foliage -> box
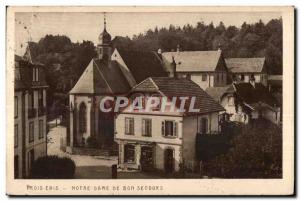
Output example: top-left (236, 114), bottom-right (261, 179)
top-left (29, 155), bottom-right (76, 179)
top-left (112, 19), bottom-right (282, 75)
top-left (203, 119), bottom-right (282, 178)
top-left (86, 136), bottom-right (101, 148)
top-left (31, 18), bottom-right (282, 118)
top-left (196, 121), bottom-right (242, 161)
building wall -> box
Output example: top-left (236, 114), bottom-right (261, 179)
top-left (154, 143), bottom-right (181, 171)
top-left (24, 89), bottom-right (47, 177)
top-left (182, 112), bottom-right (220, 171)
top-left (177, 72), bottom-right (227, 90)
top-left (15, 88), bottom-right (47, 178)
top-left (14, 91), bottom-right (23, 178)
top-left (115, 113), bottom-right (183, 145)
top-left (68, 94), bottom-right (115, 149)
top-left (233, 73), bottom-right (268, 86)
top-left (115, 113), bottom-right (183, 172)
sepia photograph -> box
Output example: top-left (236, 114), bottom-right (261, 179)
top-left (6, 6), bottom-right (294, 195)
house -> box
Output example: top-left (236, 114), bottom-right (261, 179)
top-left (268, 75), bottom-right (282, 93)
top-left (115, 76), bottom-right (225, 173)
top-left (14, 54), bottom-right (48, 178)
top-left (67, 17), bottom-right (168, 154)
top-left (225, 57), bottom-right (268, 86)
top-left (206, 80), bottom-right (280, 124)
top-left (161, 48), bottom-right (228, 90)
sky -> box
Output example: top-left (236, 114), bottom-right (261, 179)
top-left (15, 12), bottom-right (281, 55)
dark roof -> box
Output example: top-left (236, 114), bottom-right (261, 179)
top-left (225, 58), bottom-right (265, 73)
top-left (233, 82), bottom-right (278, 107)
top-left (205, 85), bottom-right (234, 102)
top-left (162, 51), bottom-right (222, 72)
top-left (15, 54), bottom-right (48, 90)
top-left (117, 50), bottom-right (168, 83)
top-left (132, 77), bottom-right (225, 114)
top-left (23, 42), bottom-right (45, 65)
top-left (70, 58), bottom-right (131, 94)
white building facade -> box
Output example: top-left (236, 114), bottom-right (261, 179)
top-left (115, 77), bottom-right (224, 173)
top-left (14, 55), bottom-right (48, 178)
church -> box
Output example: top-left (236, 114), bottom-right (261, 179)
top-left (66, 15), bottom-right (168, 154)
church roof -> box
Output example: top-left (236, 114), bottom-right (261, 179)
top-left (69, 59), bottom-right (131, 95)
top-left (162, 51), bottom-right (223, 72)
top-left (117, 50), bottom-right (168, 83)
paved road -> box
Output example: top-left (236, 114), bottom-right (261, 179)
top-left (47, 121), bottom-right (117, 178)
top-left (47, 120), bottom-right (162, 179)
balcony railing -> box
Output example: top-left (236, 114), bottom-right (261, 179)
top-left (28, 108), bottom-right (37, 119)
top-left (38, 106), bottom-right (47, 116)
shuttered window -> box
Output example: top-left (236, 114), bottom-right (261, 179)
top-left (162, 120), bottom-right (178, 137)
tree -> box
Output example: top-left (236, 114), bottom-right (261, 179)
top-left (203, 119), bottom-right (282, 178)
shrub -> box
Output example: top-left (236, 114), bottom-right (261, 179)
top-left (86, 136), bottom-right (101, 148)
top-left (29, 155), bottom-right (76, 179)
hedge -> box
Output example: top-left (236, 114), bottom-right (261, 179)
top-left (29, 155), bottom-right (76, 179)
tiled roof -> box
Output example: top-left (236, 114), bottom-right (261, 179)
top-left (69, 58), bottom-right (131, 94)
top-left (132, 77), bottom-right (225, 114)
top-left (233, 82), bottom-right (278, 107)
top-left (205, 85), bottom-right (234, 102)
top-left (117, 50), bottom-right (168, 83)
top-left (162, 51), bottom-right (222, 72)
top-left (225, 57), bottom-right (266, 73)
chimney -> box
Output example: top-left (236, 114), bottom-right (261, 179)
top-left (177, 44), bottom-right (180, 53)
top-left (170, 56), bottom-right (177, 78)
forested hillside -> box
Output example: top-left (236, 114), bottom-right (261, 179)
top-left (28, 18), bottom-right (282, 115)
top-left (113, 18), bottom-right (282, 75)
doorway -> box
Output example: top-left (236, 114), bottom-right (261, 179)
top-left (140, 146), bottom-right (153, 171)
top-left (164, 148), bottom-right (174, 173)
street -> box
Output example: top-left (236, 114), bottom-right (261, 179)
top-left (47, 120), bottom-right (162, 179)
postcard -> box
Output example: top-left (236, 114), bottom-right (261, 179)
top-left (6, 6), bottom-right (294, 196)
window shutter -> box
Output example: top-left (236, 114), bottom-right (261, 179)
top-left (142, 119), bottom-right (145, 135)
top-left (174, 122), bottom-right (178, 137)
top-left (161, 121), bottom-right (165, 136)
top-left (125, 118), bottom-right (129, 134)
top-left (149, 120), bottom-right (152, 136)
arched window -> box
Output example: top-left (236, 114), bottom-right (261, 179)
top-left (79, 103), bottom-right (87, 133)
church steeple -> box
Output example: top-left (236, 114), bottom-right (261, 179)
top-left (97, 12), bottom-right (112, 60)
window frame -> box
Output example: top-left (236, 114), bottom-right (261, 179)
top-left (162, 120), bottom-right (178, 138)
top-left (125, 117), bottom-right (134, 135)
top-left (124, 144), bottom-right (135, 163)
top-left (142, 118), bottom-right (152, 137)
top-left (39, 120), bottom-right (44, 139)
top-left (29, 122), bottom-right (34, 143)
top-left (14, 96), bottom-right (18, 118)
top-left (14, 124), bottom-right (18, 148)
top-left (202, 73), bottom-right (207, 81)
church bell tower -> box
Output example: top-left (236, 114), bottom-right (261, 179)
top-left (97, 13), bottom-right (112, 60)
